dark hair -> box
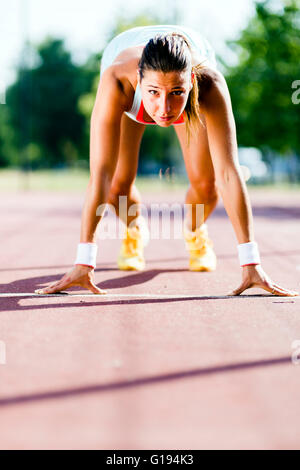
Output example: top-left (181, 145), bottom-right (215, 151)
top-left (138, 31), bottom-right (209, 143)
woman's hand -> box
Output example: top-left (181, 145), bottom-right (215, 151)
top-left (227, 265), bottom-right (299, 297)
top-left (35, 265), bottom-right (107, 295)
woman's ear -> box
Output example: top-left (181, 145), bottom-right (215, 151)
top-left (190, 72), bottom-right (195, 91)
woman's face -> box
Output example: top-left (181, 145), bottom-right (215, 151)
top-left (138, 69), bottom-right (193, 127)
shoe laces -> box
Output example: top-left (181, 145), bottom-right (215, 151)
top-left (185, 227), bottom-right (213, 256)
top-left (122, 227), bottom-right (142, 257)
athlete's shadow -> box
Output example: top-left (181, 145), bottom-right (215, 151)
top-left (0, 267), bottom-right (188, 296)
top-left (0, 266), bottom-right (283, 314)
top-left (97, 268), bottom-right (190, 289)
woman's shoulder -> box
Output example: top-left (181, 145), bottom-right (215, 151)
top-left (104, 44), bottom-right (143, 84)
top-left (197, 66), bottom-right (230, 115)
top-left (101, 46), bottom-right (143, 106)
top-left (98, 66), bottom-right (135, 114)
top-left (197, 66), bottom-right (226, 104)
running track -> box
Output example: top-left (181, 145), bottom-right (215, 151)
top-left (0, 187), bottom-right (300, 450)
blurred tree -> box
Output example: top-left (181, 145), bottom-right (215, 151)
top-left (0, 97), bottom-right (18, 168)
top-left (3, 1), bottom-right (299, 182)
top-left (0, 114), bottom-right (6, 167)
top-left (224, 0), bottom-right (300, 176)
top-left (0, 132), bottom-right (6, 168)
top-left (6, 37), bottom-right (95, 170)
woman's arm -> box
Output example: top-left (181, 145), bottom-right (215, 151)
top-left (202, 70), bottom-right (253, 244)
top-left (202, 71), bottom-right (299, 297)
top-left (80, 66), bottom-right (129, 243)
top-left (35, 67), bottom-right (130, 295)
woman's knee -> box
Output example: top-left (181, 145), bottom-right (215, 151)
top-left (190, 178), bottom-right (219, 201)
top-left (109, 175), bottom-right (135, 195)
top-left (108, 178), bottom-right (137, 205)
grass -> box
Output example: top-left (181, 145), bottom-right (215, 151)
top-left (0, 168), bottom-right (300, 193)
top-left (0, 168), bottom-right (189, 193)
top-left (0, 168), bottom-right (90, 192)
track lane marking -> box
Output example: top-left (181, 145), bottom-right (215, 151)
top-left (0, 293), bottom-right (298, 299)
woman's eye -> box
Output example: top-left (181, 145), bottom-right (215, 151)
top-left (149, 90), bottom-right (183, 96)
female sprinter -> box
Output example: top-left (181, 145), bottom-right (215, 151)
top-left (35, 24), bottom-right (299, 297)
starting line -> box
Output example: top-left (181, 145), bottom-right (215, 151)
top-left (0, 293), bottom-right (297, 300)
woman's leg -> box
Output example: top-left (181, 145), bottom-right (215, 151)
top-left (174, 114), bottom-right (219, 231)
top-left (174, 113), bottom-right (219, 271)
top-left (107, 113), bottom-right (148, 271)
top-left (107, 113), bottom-right (146, 226)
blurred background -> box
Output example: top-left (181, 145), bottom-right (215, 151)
top-left (0, 0), bottom-right (299, 192)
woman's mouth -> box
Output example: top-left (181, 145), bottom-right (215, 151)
top-left (159, 116), bottom-right (173, 122)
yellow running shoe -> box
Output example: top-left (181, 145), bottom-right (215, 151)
top-left (183, 223), bottom-right (217, 272)
top-left (117, 217), bottom-right (149, 271)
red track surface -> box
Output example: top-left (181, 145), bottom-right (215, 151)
top-left (0, 187), bottom-right (300, 450)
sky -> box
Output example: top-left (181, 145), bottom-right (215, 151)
top-left (0, 0), bottom-right (259, 87)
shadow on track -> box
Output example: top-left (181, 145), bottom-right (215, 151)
top-left (0, 355), bottom-right (293, 408)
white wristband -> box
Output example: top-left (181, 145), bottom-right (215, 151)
top-left (238, 241), bottom-right (261, 267)
top-left (74, 243), bottom-right (98, 269)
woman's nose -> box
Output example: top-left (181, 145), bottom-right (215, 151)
top-left (158, 98), bottom-right (171, 115)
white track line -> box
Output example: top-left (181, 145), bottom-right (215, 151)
top-left (0, 293), bottom-right (298, 300)
top-left (0, 293), bottom-right (230, 299)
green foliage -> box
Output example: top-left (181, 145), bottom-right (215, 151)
top-left (1, 2), bottom-right (299, 175)
top-left (3, 37), bottom-right (96, 170)
top-left (0, 109), bottom-right (8, 167)
top-left (225, 0), bottom-right (300, 158)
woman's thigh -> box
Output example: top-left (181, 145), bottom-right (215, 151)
top-left (174, 114), bottom-right (216, 188)
top-left (110, 113), bottom-right (146, 193)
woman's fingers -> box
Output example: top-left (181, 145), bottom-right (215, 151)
top-left (35, 283), bottom-right (107, 295)
top-left (38, 281), bottom-right (58, 291)
top-left (35, 273), bottom-right (107, 296)
top-left (88, 283), bottom-right (107, 295)
top-left (269, 284), bottom-right (299, 297)
top-left (83, 277), bottom-right (107, 295)
top-left (35, 275), bottom-right (72, 295)
top-left (255, 280), bottom-right (299, 296)
top-left (228, 282), bottom-right (250, 296)
top-left (227, 280), bottom-right (299, 297)
top-left (35, 281), bottom-right (67, 295)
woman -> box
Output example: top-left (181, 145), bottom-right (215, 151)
top-left (35, 24), bottom-right (298, 297)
